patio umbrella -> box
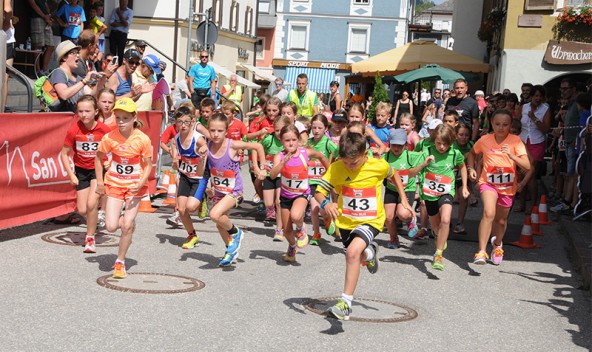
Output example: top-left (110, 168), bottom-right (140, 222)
top-left (394, 64), bottom-right (464, 84)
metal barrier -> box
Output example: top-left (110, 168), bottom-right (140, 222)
top-left (6, 64), bottom-right (34, 113)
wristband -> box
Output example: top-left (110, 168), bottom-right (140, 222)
top-left (320, 199), bottom-right (330, 209)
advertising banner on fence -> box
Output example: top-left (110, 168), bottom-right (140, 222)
top-left (0, 111), bottom-right (163, 230)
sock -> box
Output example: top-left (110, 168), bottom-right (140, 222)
top-left (115, 259), bottom-right (125, 265)
top-left (435, 249), bottom-right (443, 256)
top-left (227, 225), bottom-right (238, 235)
top-left (364, 247), bottom-right (374, 261)
top-left (187, 230), bottom-right (195, 236)
top-left (341, 293), bottom-right (353, 307)
top-left (86, 234), bottom-right (95, 238)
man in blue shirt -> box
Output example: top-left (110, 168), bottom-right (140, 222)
top-left (187, 50), bottom-right (217, 109)
top-left (109, 0), bottom-right (133, 65)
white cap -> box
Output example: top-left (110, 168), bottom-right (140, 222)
top-left (428, 119), bottom-right (443, 130)
top-left (295, 121), bottom-right (307, 134)
top-left (475, 90), bottom-right (485, 96)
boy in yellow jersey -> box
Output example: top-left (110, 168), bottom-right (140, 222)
top-left (315, 132), bottom-right (414, 320)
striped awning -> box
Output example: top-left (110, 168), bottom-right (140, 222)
top-left (285, 67), bottom-right (336, 95)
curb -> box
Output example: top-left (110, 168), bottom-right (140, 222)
top-left (558, 215), bottom-right (591, 291)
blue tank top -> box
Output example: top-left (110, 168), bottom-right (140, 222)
top-left (115, 71), bottom-right (132, 97)
top-left (369, 125), bottom-right (393, 147)
top-left (175, 131), bottom-right (203, 179)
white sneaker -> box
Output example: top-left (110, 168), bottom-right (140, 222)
top-left (97, 210), bottom-right (106, 229)
top-left (166, 211), bottom-right (183, 228)
top-left (252, 194), bottom-right (261, 204)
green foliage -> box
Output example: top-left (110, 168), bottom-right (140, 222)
top-left (415, 0), bottom-right (435, 15)
top-left (368, 74), bottom-right (390, 123)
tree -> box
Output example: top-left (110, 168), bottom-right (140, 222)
top-left (367, 73), bottom-right (391, 123)
top-left (415, 0), bottom-right (435, 15)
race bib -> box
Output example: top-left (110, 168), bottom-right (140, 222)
top-left (486, 166), bottom-right (515, 189)
top-left (281, 165), bottom-right (309, 194)
top-left (558, 136), bottom-right (566, 151)
top-left (75, 135), bottom-right (99, 159)
top-left (389, 169), bottom-right (409, 188)
top-left (342, 186), bottom-right (377, 220)
top-left (109, 154), bottom-right (140, 183)
top-left (308, 159), bottom-right (326, 181)
top-left (265, 154), bottom-right (274, 171)
top-left (422, 172), bottom-right (452, 197)
top-left (178, 156), bottom-right (201, 179)
top-left (211, 167), bottom-right (236, 194)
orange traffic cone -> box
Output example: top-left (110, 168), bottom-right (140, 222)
top-left (538, 195), bottom-right (551, 225)
top-left (163, 171), bottom-right (178, 205)
top-left (138, 193), bottom-right (157, 213)
top-left (509, 215), bottom-right (541, 249)
top-left (155, 170), bottom-right (170, 195)
top-left (531, 206), bottom-right (543, 236)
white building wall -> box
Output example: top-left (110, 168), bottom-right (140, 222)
top-left (451, 0), bottom-right (486, 61)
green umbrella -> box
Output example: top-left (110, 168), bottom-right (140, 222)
top-left (394, 64), bottom-right (465, 84)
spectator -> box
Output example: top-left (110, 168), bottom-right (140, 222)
top-left (27, 0), bottom-right (55, 75)
top-left (393, 91), bottom-right (413, 126)
top-left (187, 50), bottom-right (217, 108)
top-left (328, 80), bottom-right (342, 112)
top-left (427, 88), bottom-right (444, 113)
top-left (107, 48), bottom-right (142, 99)
top-left (272, 77), bottom-right (288, 102)
top-left (132, 54), bottom-right (160, 111)
top-left (352, 87), bottom-right (364, 105)
top-left (474, 90), bottom-right (486, 114)
top-left (221, 74), bottom-right (243, 109)
top-left (519, 83), bottom-right (533, 106)
top-left (420, 88), bottom-right (430, 109)
top-left (445, 79), bottom-right (480, 141)
top-left (171, 78), bottom-right (191, 107)
top-left (507, 93), bottom-right (519, 118)
top-left (288, 73), bottom-right (319, 117)
top-left (156, 61), bottom-right (166, 81)
top-left (55, 0), bottom-right (85, 44)
top-left (109, 0), bottom-right (133, 66)
top-left (72, 30), bottom-right (99, 79)
top-left (502, 88), bottom-right (511, 96)
top-left (50, 40), bottom-right (108, 112)
top-left (134, 39), bottom-right (147, 56)
top-left (88, 3), bottom-right (107, 56)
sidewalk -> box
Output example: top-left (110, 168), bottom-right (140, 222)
top-left (559, 214), bottom-right (592, 291)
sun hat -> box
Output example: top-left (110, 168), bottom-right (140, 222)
top-left (474, 90), bottom-right (485, 96)
top-left (55, 40), bottom-right (81, 62)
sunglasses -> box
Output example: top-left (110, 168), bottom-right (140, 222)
top-left (128, 60), bottom-right (140, 66)
top-left (200, 55), bottom-right (209, 58)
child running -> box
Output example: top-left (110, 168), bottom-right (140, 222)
top-left (95, 98), bottom-right (153, 279)
top-left (206, 113), bottom-right (267, 266)
top-left (468, 109), bottom-right (530, 265)
top-left (270, 124), bottom-right (329, 262)
top-left (398, 112), bottom-right (420, 151)
top-left (348, 104), bottom-right (387, 155)
top-left (369, 102), bottom-right (395, 157)
top-left (170, 105), bottom-right (208, 249)
top-left (415, 124), bottom-right (469, 271)
top-left (452, 123), bottom-right (475, 233)
top-left (382, 129), bottom-right (421, 248)
top-left (307, 114), bottom-right (338, 245)
top-left (327, 110), bottom-right (348, 145)
top-left (315, 132), bottom-right (413, 320)
top-left (97, 88), bottom-right (116, 129)
top-left (61, 95), bottom-right (111, 253)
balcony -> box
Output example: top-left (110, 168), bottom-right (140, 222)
top-left (258, 0), bottom-right (277, 28)
top-left (409, 13), bottom-right (433, 32)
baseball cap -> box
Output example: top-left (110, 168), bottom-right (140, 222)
top-left (332, 111), bottom-right (348, 123)
top-left (295, 121), bottom-right (307, 134)
top-left (143, 54), bottom-right (162, 74)
top-left (124, 49), bottom-right (142, 60)
top-left (55, 40), bottom-right (81, 62)
top-left (389, 129), bottom-right (408, 146)
top-left (135, 40), bottom-right (147, 47)
top-left (428, 118), bottom-right (443, 130)
top-left (113, 97), bottom-right (138, 114)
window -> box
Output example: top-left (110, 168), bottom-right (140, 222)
top-left (289, 25), bottom-right (308, 50)
top-left (244, 6), bottom-right (254, 35)
top-left (353, 0), bottom-right (370, 4)
top-left (212, 0), bottom-right (223, 27)
top-left (194, 0), bottom-right (203, 13)
top-left (259, 0), bottom-right (270, 14)
top-left (256, 37), bottom-right (265, 60)
top-left (349, 27), bottom-right (369, 53)
top-left (230, 1), bottom-right (239, 32)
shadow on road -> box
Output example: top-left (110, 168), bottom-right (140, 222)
top-left (381, 255), bottom-right (440, 280)
top-left (85, 254), bottom-right (138, 272)
top-left (249, 249), bottom-right (302, 266)
top-left (283, 297), bottom-right (345, 335)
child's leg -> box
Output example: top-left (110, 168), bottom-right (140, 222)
top-left (343, 237), bottom-right (368, 296)
top-left (254, 178), bottom-right (263, 199)
top-left (290, 197), bottom-right (308, 230)
top-left (282, 207), bottom-right (294, 245)
top-left (104, 196), bottom-right (124, 233)
top-left (76, 187), bottom-right (91, 217)
top-left (384, 202), bottom-right (398, 240)
top-left (177, 196), bottom-right (195, 233)
top-left (310, 196), bottom-right (321, 234)
top-left (435, 203), bottom-right (453, 251)
top-left (263, 188), bottom-right (275, 210)
top-left (458, 194), bottom-right (469, 224)
top-left (274, 187), bottom-right (283, 230)
top-left (477, 189), bottom-right (498, 252)
top-left (491, 204), bottom-right (511, 244)
top-left (420, 201), bottom-right (428, 229)
top-left (209, 195), bottom-right (238, 243)
top-left (116, 196), bottom-right (141, 261)
top-left (85, 180), bottom-right (100, 236)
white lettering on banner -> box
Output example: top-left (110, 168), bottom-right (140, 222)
top-left (1, 141), bottom-right (72, 187)
top-left (288, 61), bottom-right (309, 67)
top-left (551, 45), bottom-right (592, 62)
top-left (320, 63), bottom-right (340, 69)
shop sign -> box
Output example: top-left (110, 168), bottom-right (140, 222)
top-left (238, 47), bottom-right (249, 60)
top-left (544, 40), bottom-right (592, 65)
top-left (273, 59), bottom-right (351, 71)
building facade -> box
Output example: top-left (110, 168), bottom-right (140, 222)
top-left (410, 0), bottom-right (454, 49)
top-left (256, 0), bottom-right (411, 97)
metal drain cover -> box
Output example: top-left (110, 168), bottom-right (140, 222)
top-left (97, 273), bottom-right (205, 294)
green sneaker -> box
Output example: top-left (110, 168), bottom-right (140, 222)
top-left (365, 241), bottom-right (379, 274)
top-left (328, 298), bottom-right (351, 320)
top-left (182, 234), bottom-right (199, 249)
top-left (309, 233), bottom-right (321, 246)
top-left (432, 253), bottom-right (444, 271)
top-left (324, 217), bottom-right (336, 236)
top-left (198, 196), bottom-right (209, 219)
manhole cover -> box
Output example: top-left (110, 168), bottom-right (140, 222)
top-left (303, 297), bottom-right (418, 323)
top-left (96, 273), bottom-right (205, 294)
top-left (41, 231), bottom-right (119, 247)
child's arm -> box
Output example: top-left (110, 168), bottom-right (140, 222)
top-left (393, 101), bottom-right (400, 125)
top-left (232, 140), bottom-right (267, 179)
top-left (366, 128), bottom-right (386, 155)
top-left (386, 169), bottom-right (413, 213)
top-left (502, 144), bottom-right (530, 171)
top-left (130, 157), bottom-right (152, 194)
top-left (95, 151), bottom-right (106, 195)
top-left (307, 149), bottom-right (330, 171)
top-left (60, 145), bottom-right (77, 186)
top-left (170, 141), bottom-right (180, 170)
top-left (269, 152), bottom-right (287, 180)
top-left (195, 123), bottom-right (211, 139)
top-left (196, 152), bottom-right (207, 179)
top-left (97, 22), bottom-right (108, 36)
top-left (409, 154), bottom-right (434, 177)
top-left (410, 132), bottom-right (420, 146)
top-left (459, 163), bottom-right (470, 199)
top-left (245, 128), bottom-right (267, 141)
top-left (467, 149), bottom-right (478, 181)
top-left (313, 188), bottom-right (339, 221)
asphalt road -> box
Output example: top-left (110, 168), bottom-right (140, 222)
top-left (0, 165), bottom-right (590, 351)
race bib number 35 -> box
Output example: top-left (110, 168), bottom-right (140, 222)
top-left (342, 186), bottom-right (377, 220)
top-left (422, 172), bottom-right (452, 197)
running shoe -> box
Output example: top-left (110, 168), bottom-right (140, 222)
top-left (265, 207), bottom-right (276, 221)
top-left (490, 236), bottom-right (504, 265)
top-left (407, 216), bottom-right (418, 238)
top-left (550, 201), bottom-right (569, 213)
top-left (365, 242), bottom-right (379, 274)
top-left (83, 236), bottom-right (96, 253)
top-left (219, 251), bottom-right (238, 267)
top-left (166, 211), bottom-right (183, 228)
top-left (415, 228), bottom-right (429, 240)
top-left (226, 227), bottom-right (244, 255)
top-left (453, 223), bottom-right (466, 234)
top-left (296, 228), bottom-right (309, 248)
top-left (97, 210), bottom-right (106, 229)
top-left (283, 245), bottom-right (297, 262)
top-left (324, 217), bottom-right (336, 236)
top-left (328, 298), bottom-right (351, 320)
top-left (257, 202), bottom-right (266, 213)
top-left (310, 232), bottom-right (321, 246)
top-left (387, 241), bottom-right (398, 249)
top-left (198, 198), bottom-right (209, 219)
top-left (112, 262), bottom-right (126, 279)
top-left (432, 253), bottom-right (444, 271)
top-left (273, 229), bottom-right (284, 242)
top-left (252, 194), bottom-right (261, 204)
top-left (473, 250), bottom-right (489, 265)
top-left (182, 234), bottom-right (199, 249)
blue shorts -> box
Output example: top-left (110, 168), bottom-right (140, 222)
top-left (566, 143), bottom-right (577, 176)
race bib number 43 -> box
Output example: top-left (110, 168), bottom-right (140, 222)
top-left (342, 186), bottom-right (377, 220)
top-left (422, 172), bottom-right (452, 197)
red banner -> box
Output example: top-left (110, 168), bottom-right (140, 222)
top-left (0, 111), bottom-right (163, 230)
